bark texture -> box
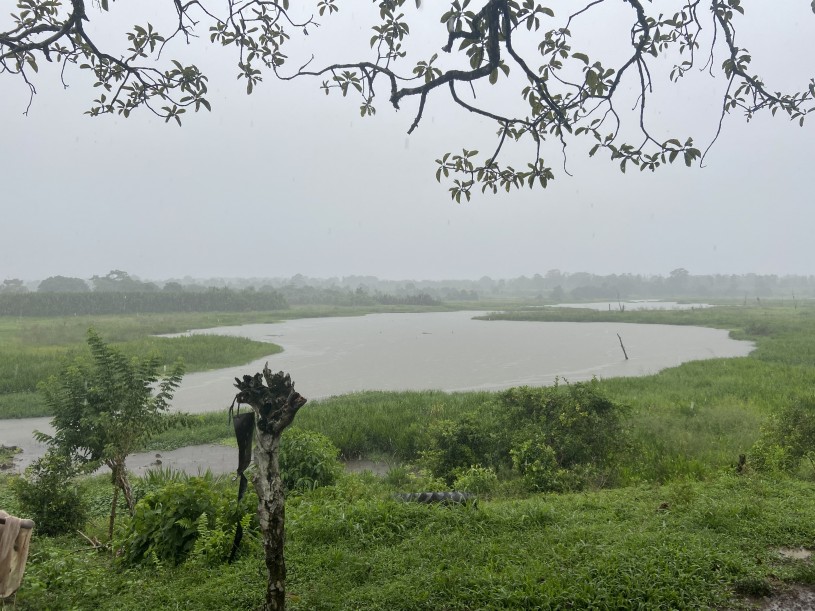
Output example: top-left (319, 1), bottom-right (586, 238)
top-left (232, 365), bottom-right (307, 611)
top-left (107, 458), bottom-right (135, 539)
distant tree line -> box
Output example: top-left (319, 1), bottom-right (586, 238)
top-left (531, 268), bottom-right (815, 301)
top-left (276, 284), bottom-right (441, 307)
top-left (176, 271), bottom-right (815, 301)
top-left (0, 288), bottom-right (287, 317)
top-left (4, 269), bottom-right (815, 313)
top-left (0, 269), bottom-right (444, 315)
top-left (375, 293), bottom-right (440, 306)
top-left (182, 275), bottom-right (477, 303)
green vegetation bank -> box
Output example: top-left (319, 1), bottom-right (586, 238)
top-left (2, 300), bottom-right (815, 609)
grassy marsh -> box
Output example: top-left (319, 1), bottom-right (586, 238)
top-left (5, 300), bottom-right (815, 609)
top-left (0, 305), bottom-right (458, 419)
top-left (136, 301), bottom-right (815, 485)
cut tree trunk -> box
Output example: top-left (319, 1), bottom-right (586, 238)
top-left (107, 459), bottom-right (135, 540)
top-left (232, 365), bottom-right (307, 611)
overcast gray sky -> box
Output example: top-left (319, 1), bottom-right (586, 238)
top-left (2, 1), bottom-right (813, 283)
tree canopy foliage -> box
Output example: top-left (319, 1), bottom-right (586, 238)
top-left (37, 275), bottom-right (90, 292)
top-left (35, 329), bottom-right (184, 534)
top-left (0, 285), bottom-right (289, 316)
top-left (2, 0), bottom-right (813, 200)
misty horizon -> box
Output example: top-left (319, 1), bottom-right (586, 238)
top-left (3, 3), bottom-right (814, 285)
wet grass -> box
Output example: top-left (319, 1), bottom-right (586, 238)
top-left (0, 333), bottom-right (281, 419)
top-left (7, 471), bottom-right (815, 610)
top-left (5, 301), bottom-right (815, 609)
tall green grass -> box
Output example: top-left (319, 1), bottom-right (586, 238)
top-left (0, 315), bottom-right (287, 418)
top-left (141, 412), bottom-right (236, 452)
top-left (293, 390), bottom-right (494, 459)
top-left (144, 391), bottom-right (493, 459)
top-left (0, 392), bottom-right (47, 419)
top-left (10, 472), bottom-right (815, 610)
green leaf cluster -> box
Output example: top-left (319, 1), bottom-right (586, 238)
top-left (119, 475), bottom-right (257, 566)
top-left (420, 380), bottom-right (629, 491)
top-left (36, 329), bottom-right (184, 470)
top-left (279, 428), bottom-right (344, 492)
top-left (13, 452), bottom-right (89, 536)
top-left (750, 396), bottom-right (815, 473)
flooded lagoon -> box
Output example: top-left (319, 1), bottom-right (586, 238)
top-left (166, 310), bottom-right (752, 412)
top-left (2, 310), bottom-right (753, 471)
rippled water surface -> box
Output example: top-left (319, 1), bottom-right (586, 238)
top-left (1, 311), bottom-right (753, 470)
top-left (167, 310), bottom-right (751, 408)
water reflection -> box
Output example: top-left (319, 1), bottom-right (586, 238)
top-left (166, 310), bottom-right (751, 412)
top-left (1, 311), bottom-right (753, 470)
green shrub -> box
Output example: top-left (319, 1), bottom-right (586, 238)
top-left (419, 380), bottom-right (627, 491)
top-left (452, 465), bottom-right (499, 496)
top-left (509, 434), bottom-right (593, 492)
top-left (751, 396), bottom-right (815, 472)
top-left (749, 439), bottom-right (794, 473)
top-left (119, 475), bottom-right (256, 566)
top-left (280, 429), bottom-right (343, 491)
top-left (13, 452), bottom-right (88, 536)
top-left (503, 382), bottom-right (626, 489)
top-left (419, 414), bottom-right (498, 483)
top-left (499, 380), bottom-right (628, 470)
top-left (510, 434), bottom-right (561, 492)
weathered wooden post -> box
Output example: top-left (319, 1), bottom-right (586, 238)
top-left (232, 364), bottom-right (307, 611)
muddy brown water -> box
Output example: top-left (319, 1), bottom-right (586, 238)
top-left (1, 311), bottom-right (753, 473)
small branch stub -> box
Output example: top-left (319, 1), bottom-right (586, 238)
top-left (617, 333), bottom-right (629, 360)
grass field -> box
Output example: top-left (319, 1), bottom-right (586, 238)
top-left (3, 300), bottom-right (815, 609)
top-left (4, 469), bottom-right (815, 610)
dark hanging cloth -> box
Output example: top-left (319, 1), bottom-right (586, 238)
top-left (228, 405), bottom-right (255, 563)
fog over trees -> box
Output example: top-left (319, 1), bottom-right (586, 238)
top-left (2, 269), bottom-right (814, 313)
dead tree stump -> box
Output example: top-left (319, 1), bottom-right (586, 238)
top-left (232, 364), bottom-right (307, 611)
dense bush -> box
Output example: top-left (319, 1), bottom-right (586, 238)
top-left (281, 429), bottom-right (343, 491)
top-left (451, 465), bottom-right (499, 496)
top-left (119, 475), bottom-right (256, 566)
top-left (750, 396), bottom-right (815, 472)
top-left (420, 380), bottom-right (628, 491)
top-left (419, 414), bottom-right (499, 484)
top-left (13, 452), bottom-right (88, 536)
top-left (118, 431), bottom-right (341, 565)
top-left (509, 433), bottom-right (562, 491)
top-left (498, 381), bottom-right (627, 468)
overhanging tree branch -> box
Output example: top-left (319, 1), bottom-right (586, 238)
top-left (2, 0), bottom-right (813, 198)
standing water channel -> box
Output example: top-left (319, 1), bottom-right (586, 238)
top-left (2, 310), bottom-right (753, 472)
